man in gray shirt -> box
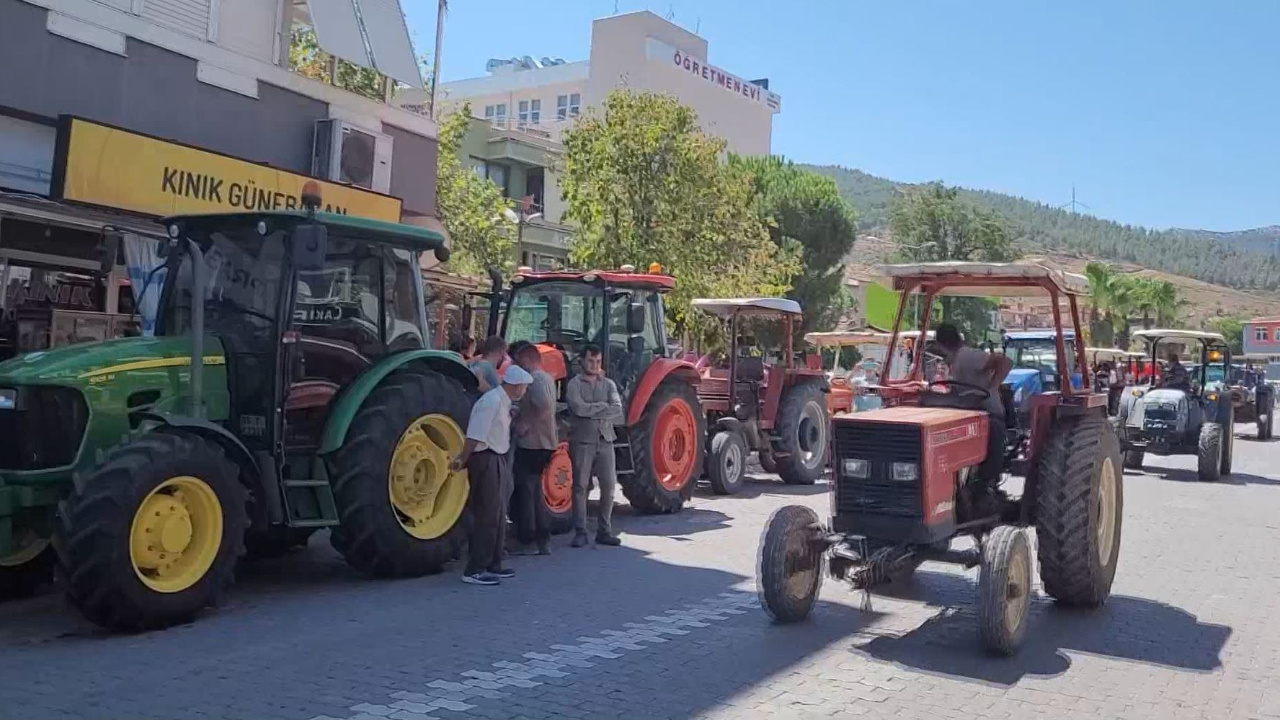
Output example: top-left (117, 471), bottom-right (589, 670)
top-left (512, 343), bottom-right (557, 555)
top-left (935, 324), bottom-right (1012, 494)
top-left (565, 344), bottom-right (624, 547)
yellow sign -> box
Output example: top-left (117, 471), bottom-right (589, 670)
top-left (55, 117), bottom-right (402, 222)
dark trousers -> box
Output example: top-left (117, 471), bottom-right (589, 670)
top-left (512, 447), bottom-right (554, 547)
top-left (978, 414), bottom-right (1007, 485)
top-left (465, 450), bottom-right (511, 575)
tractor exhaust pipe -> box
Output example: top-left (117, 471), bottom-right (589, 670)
top-left (186, 238), bottom-right (206, 420)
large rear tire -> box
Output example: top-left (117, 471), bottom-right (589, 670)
top-left (541, 442), bottom-right (574, 535)
top-left (1220, 412), bottom-right (1234, 476)
top-left (621, 379), bottom-right (705, 514)
top-left (978, 525), bottom-right (1032, 656)
top-left (1034, 414), bottom-right (1122, 608)
top-left (54, 432), bottom-right (247, 631)
top-left (774, 383), bottom-right (829, 486)
top-left (707, 429), bottom-right (747, 495)
top-left (329, 372), bottom-right (471, 577)
top-left (1197, 423), bottom-right (1223, 483)
top-left (757, 505), bottom-right (824, 623)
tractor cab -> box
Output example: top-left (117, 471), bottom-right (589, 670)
top-left (759, 262), bottom-right (1122, 657)
top-left (1002, 330), bottom-right (1082, 408)
top-left (0, 190), bottom-right (480, 630)
top-left (690, 298), bottom-right (830, 494)
top-left (1117, 328), bottom-right (1238, 474)
top-left (492, 265), bottom-right (705, 520)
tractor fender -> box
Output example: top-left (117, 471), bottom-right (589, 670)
top-left (318, 350), bottom-right (478, 455)
top-left (138, 412), bottom-right (260, 495)
top-left (626, 359), bottom-right (701, 426)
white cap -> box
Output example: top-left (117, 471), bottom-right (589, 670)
top-left (503, 365), bottom-right (533, 386)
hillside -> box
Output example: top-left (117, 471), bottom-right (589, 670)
top-left (804, 165), bottom-right (1280, 292)
top-left (844, 233), bottom-right (1277, 328)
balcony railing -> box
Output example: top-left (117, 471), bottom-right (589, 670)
top-left (484, 116), bottom-right (576, 146)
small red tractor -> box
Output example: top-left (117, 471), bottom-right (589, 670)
top-left (758, 262), bottom-right (1123, 655)
top-left (690, 298), bottom-right (832, 494)
top-left (489, 265), bottom-right (705, 527)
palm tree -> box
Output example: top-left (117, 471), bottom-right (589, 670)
top-left (1109, 277), bottom-right (1138, 349)
top-left (1150, 280), bottom-right (1180, 326)
top-left (1130, 277), bottom-right (1159, 330)
top-left (1084, 262), bottom-right (1118, 345)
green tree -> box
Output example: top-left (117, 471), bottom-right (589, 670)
top-left (1207, 316), bottom-right (1245, 354)
top-left (560, 90), bottom-right (800, 334)
top-left (289, 27), bottom-right (385, 101)
top-left (436, 105), bottom-right (515, 275)
top-left (888, 183), bottom-right (1018, 341)
top-left (729, 155), bottom-right (858, 333)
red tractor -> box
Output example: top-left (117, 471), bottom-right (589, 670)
top-left (758, 262), bottom-right (1123, 656)
top-left (489, 266), bottom-right (705, 528)
top-left (690, 298), bottom-right (831, 494)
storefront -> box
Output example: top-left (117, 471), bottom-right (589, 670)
top-left (0, 114), bottom-right (403, 361)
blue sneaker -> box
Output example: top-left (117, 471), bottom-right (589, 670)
top-left (462, 572), bottom-right (500, 586)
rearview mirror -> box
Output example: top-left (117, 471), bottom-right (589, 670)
top-left (627, 302), bottom-right (646, 335)
top-left (292, 223), bottom-right (328, 271)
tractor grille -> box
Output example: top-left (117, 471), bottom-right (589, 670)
top-left (0, 386), bottom-right (89, 471)
top-left (833, 421), bottom-right (922, 518)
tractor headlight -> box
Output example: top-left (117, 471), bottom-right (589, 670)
top-left (842, 458), bottom-right (870, 479)
top-left (891, 462), bottom-right (920, 482)
top-left (0, 388), bottom-right (15, 410)
top-left (1206, 392), bottom-right (1218, 402)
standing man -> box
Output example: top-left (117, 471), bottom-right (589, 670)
top-left (450, 365), bottom-right (532, 586)
top-left (565, 345), bottom-right (623, 548)
top-left (512, 343), bottom-right (556, 555)
top-left (470, 335), bottom-right (507, 392)
top-left (934, 324), bottom-right (1012, 506)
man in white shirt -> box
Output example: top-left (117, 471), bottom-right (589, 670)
top-left (450, 365), bottom-right (532, 586)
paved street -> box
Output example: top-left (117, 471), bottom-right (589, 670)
top-left (2, 423), bottom-right (1277, 720)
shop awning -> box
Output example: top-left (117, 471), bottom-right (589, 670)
top-left (0, 194), bottom-right (166, 239)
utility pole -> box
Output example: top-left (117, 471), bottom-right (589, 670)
top-left (429, 0), bottom-right (447, 118)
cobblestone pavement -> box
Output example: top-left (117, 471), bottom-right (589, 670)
top-left (2, 423), bottom-right (1278, 720)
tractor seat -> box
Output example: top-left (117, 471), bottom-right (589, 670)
top-left (285, 380), bottom-right (340, 412)
top-left (736, 356), bottom-right (766, 382)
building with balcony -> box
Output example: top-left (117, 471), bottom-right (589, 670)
top-left (0, 0), bottom-right (439, 359)
top-left (400, 10), bottom-right (782, 269)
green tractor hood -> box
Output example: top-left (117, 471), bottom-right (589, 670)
top-left (0, 335), bottom-right (224, 386)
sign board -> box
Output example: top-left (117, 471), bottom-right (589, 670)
top-left (645, 38), bottom-right (782, 112)
top-left (52, 116), bottom-right (402, 222)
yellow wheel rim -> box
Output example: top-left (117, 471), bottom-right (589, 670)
top-left (388, 414), bottom-right (469, 540)
top-left (129, 476), bottom-right (223, 594)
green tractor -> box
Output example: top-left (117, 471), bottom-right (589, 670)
top-left (0, 196), bottom-right (477, 630)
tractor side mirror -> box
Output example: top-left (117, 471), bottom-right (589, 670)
top-left (292, 223), bottom-right (328, 271)
top-left (434, 244), bottom-right (451, 263)
top-left (627, 302), bottom-right (646, 335)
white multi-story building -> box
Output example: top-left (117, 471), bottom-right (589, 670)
top-left (400, 10), bottom-right (781, 268)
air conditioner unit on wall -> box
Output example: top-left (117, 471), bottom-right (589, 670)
top-left (312, 119), bottom-right (394, 193)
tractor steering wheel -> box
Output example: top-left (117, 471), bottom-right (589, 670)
top-left (924, 379), bottom-right (992, 401)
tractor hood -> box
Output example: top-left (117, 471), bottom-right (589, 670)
top-left (0, 336), bottom-right (223, 386)
top-left (1003, 368), bottom-right (1043, 407)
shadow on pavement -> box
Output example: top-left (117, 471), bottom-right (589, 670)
top-left (695, 474), bottom-right (831, 501)
top-left (1138, 465), bottom-right (1280, 486)
top-left (853, 569), bottom-right (1230, 685)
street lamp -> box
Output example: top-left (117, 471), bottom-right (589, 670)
top-left (505, 204), bottom-right (543, 267)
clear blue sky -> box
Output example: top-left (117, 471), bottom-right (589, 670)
top-left (405, 0), bottom-right (1279, 232)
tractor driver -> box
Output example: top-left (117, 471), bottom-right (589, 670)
top-left (935, 324), bottom-right (1013, 501)
top-left (1162, 350), bottom-right (1191, 391)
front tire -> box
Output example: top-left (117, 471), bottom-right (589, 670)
top-left (329, 372), bottom-right (471, 577)
top-left (978, 525), bottom-right (1032, 656)
top-left (54, 432), bottom-right (247, 631)
top-left (0, 536), bottom-right (54, 600)
top-left (757, 505), bottom-right (823, 623)
top-left (1034, 414), bottom-right (1122, 607)
top-left (621, 379), bottom-right (705, 514)
top-left (1197, 423), bottom-right (1223, 483)
top-left (1123, 449), bottom-right (1145, 470)
top-left (774, 383), bottom-right (829, 485)
top-left (707, 429), bottom-right (747, 495)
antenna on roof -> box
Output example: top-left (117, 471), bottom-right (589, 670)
top-left (613, 0), bottom-right (619, 13)
top-left (695, 17), bottom-right (701, 33)
top-left (1058, 184), bottom-right (1090, 214)
top-left (666, 3), bottom-right (675, 20)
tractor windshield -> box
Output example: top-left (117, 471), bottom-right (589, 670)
top-left (161, 227), bottom-right (287, 338)
top-left (506, 281), bottom-right (606, 359)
